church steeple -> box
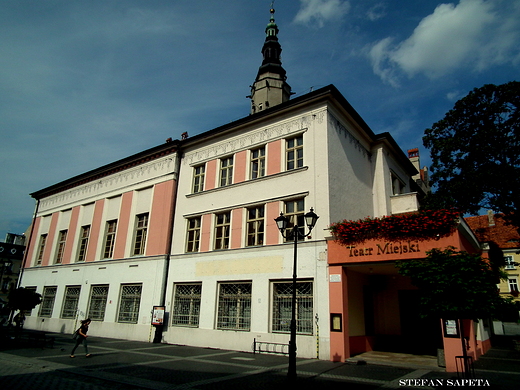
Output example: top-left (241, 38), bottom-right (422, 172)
top-left (248, 5), bottom-right (292, 114)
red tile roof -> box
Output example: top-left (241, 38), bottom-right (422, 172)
top-left (465, 214), bottom-right (520, 249)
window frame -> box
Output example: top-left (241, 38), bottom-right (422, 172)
top-left (186, 217), bottom-right (201, 253)
top-left (216, 282), bottom-right (252, 331)
top-left (246, 205), bottom-right (265, 247)
top-left (103, 220), bottom-right (118, 259)
top-left (132, 213), bottom-right (149, 256)
top-left (286, 135), bottom-right (303, 171)
top-left (117, 284), bottom-right (143, 324)
top-left (219, 156), bottom-right (234, 187)
top-left (38, 286), bottom-right (57, 318)
top-left (61, 285), bottom-right (81, 319)
top-left (36, 234), bottom-right (47, 265)
top-left (284, 199), bottom-right (305, 242)
top-left (509, 278), bottom-right (519, 293)
top-left (55, 230), bottom-right (68, 264)
top-left (192, 164), bottom-right (206, 193)
top-left (250, 146), bottom-right (266, 179)
top-left (87, 284), bottom-right (109, 321)
top-left (172, 283), bottom-right (202, 327)
top-left (272, 280), bottom-right (314, 335)
top-left (77, 225), bottom-right (91, 262)
top-left (505, 256), bottom-right (516, 270)
top-left (214, 212), bottom-right (231, 250)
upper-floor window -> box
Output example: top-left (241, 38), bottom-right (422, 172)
top-left (186, 217), bottom-right (201, 253)
top-left (286, 135), bottom-right (303, 170)
top-left (192, 164), bottom-right (205, 193)
top-left (220, 156), bottom-right (234, 187)
top-left (250, 147), bottom-right (266, 179)
top-left (103, 220), bottom-right (118, 259)
top-left (36, 234), bottom-right (47, 265)
top-left (246, 206), bottom-right (264, 247)
top-left (55, 230), bottom-right (68, 264)
top-left (77, 226), bottom-right (91, 262)
top-left (284, 199), bottom-right (305, 242)
top-left (391, 172), bottom-right (405, 195)
top-left (505, 256), bottom-right (516, 270)
top-left (214, 212), bottom-right (231, 250)
top-left (133, 214), bottom-right (148, 256)
top-left (509, 278), bottom-right (519, 293)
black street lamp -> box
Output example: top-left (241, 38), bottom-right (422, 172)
top-left (274, 208), bottom-right (319, 379)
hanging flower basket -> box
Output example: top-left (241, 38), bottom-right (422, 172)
top-left (329, 209), bottom-right (460, 246)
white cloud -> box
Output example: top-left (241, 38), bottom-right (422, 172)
top-left (368, 0), bottom-right (520, 85)
top-left (294, 0), bottom-right (351, 27)
top-left (367, 3), bottom-right (387, 21)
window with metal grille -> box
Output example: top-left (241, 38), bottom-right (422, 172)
top-left (117, 284), bottom-right (142, 323)
top-left (214, 212), bottom-right (230, 250)
top-left (219, 156), bottom-right (234, 187)
top-left (186, 217), bottom-right (201, 252)
top-left (61, 286), bottom-right (81, 319)
top-left (250, 147), bottom-right (266, 179)
top-left (103, 220), bottom-right (117, 259)
top-left (133, 214), bottom-right (148, 256)
top-left (272, 281), bottom-right (313, 335)
top-left (246, 206), bottom-right (264, 247)
top-left (39, 286), bottom-right (57, 318)
top-left (55, 230), bottom-right (68, 264)
top-left (24, 287), bottom-right (37, 316)
top-left (77, 225), bottom-right (90, 262)
top-left (216, 283), bottom-right (252, 331)
top-left (284, 199), bottom-right (305, 242)
top-left (286, 135), bottom-right (303, 170)
top-left (88, 285), bottom-right (109, 321)
top-left (36, 234), bottom-right (47, 265)
top-left (192, 164), bottom-right (205, 193)
top-left (172, 284), bottom-right (202, 327)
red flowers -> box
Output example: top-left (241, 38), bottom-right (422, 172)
top-left (329, 209), bottom-right (459, 246)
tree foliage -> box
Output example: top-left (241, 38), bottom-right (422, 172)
top-left (7, 287), bottom-right (42, 312)
top-left (423, 81), bottom-right (520, 229)
top-left (396, 247), bottom-right (515, 320)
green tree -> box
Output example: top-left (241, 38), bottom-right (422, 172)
top-left (423, 81), bottom-right (520, 229)
top-left (7, 287), bottom-right (42, 313)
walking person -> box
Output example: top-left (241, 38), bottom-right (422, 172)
top-left (70, 318), bottom-right (92, 358)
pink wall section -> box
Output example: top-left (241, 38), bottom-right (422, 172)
top-left (267, 140), bottom-right (282, 175)
top-left (62, 206), bottom-right (80, 264)
top-left (328, 266), bottom-right (350, 362)
top-left (265, 202), bottom-right (280, 245)
top-left (146, 180), bottom-right (175, 256)
top-left (41, 213), bottom-right (59, 267)
top-left (200, 213), bottom-right (212, 252)
top-left (113, 191), bottom-right (133, 259)
top-left (86, 199), bottom-right (105, 262)
top-left (230, 208), bottom-right (243, 249)
top-left (234, 150), bottom-right (247, 183)
top-left (205, 160), bottom-right (217, 190)
top-left (25, 217), bottom-right (41, 268)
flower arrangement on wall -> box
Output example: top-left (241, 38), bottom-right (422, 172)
top-left (329, 209), bottom-right (460, 246)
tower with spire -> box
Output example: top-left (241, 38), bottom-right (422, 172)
top-left (248, 5), bottom-right (292, 114)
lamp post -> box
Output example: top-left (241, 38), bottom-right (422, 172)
top-left (275, 208), bottom-right (319, 379)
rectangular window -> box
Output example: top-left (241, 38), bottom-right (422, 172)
top-left (133, 213), bottom-right (148, 256)
top-left (88, 285), bottom-right (109, 321)
top-left (284, 199), bottom-right (305, 242)
top-left (219, 156), bottom-right (234, 186)
top-left (505, 256), bottom-right (516, 270)
top-left (186, 217), bottom-right (201, 253)
top-left (24, 287), bottom-right (37, 316)
top-left (55, 230), bottom-right (68, 264)
top-left (117, 284), bottom-right (142, 323)
top-left (61, 286), bottom-right (81, 319)
top-left (509, 278), bottom-right (519, 293)
top-left (286, 135), bottom-right (303, 170)
top-left (172, 283), bottom-right (202, 327)
top-left (192, 164), bottom-right (206, 193)
top-left (77, 225), bottom-right (90, 262)
top-left (36, 234), bottom-right (47, 265)
top-left (216, 282), bottom-right (252, 331)
top-left (103, 220), bottom-right (118, 259)
top-left (250, 147), bottom-right (266, 179)
top-left (214, 212), bottom-right (231, 250)
top-left (39, 286), bottom-right (57, 318)
top-left (272, 281), bottom-right (313, 335)
top-left (246, 206), bottom-right (264, 247)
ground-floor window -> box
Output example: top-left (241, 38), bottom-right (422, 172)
top-left (61, 286), bottom-right (81, 319)
top-left (216, 282), bottom-right (252, 331)
top-left (39, 286), bottom-right (57, 318)
top-left (88, 285), bottom-right (109, 321)
top-left (172, 283), bottom-right (202, 327)
top-left (272, 281), bottom-right (313, 335)
top-left (117, 284), bottom-right (142, 323)
top-left (23, 286), bottom-right (38, 316)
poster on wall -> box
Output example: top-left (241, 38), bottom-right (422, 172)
top-left (443, 319), bottom-right (460, 338)
top-left (152, 306), bottom-right (165, 326)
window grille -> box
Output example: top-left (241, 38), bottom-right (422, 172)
top-left (284, 199), bottom-right (305, 241)
top-left (220, 156), bottom-right (234, 187)
top-left (193, 164), bottom-right (205, 193)
top-left (272, 281), bottom-right (313, 335)
top-left (118, 284), bottom-right (142, 323)
top-left (246, 206), bottom-right (264, 247)
top-left (36, 234), bottom-right (47, 265)
top-left (172, 284), bottom-right (202, 327)
top-left (88, 285), bottom-right (109, 321)
top-left (55, 230), bottom-right (68, 264)
top-left (133, 214), bottom-right (148, 256)
top-left (216, 283), bottom-right (252, 331)
top-left (186, 217), bottom-right (201, 252)
top-left (77, 225), bottom-right (90, 262)
top-left (250, 147), bottom-right (266, 179)
top-left (103, 220), bottom-right (117, 259)
top-left (286, 135), bottom-right (303, 170)
top-left (61, 286), bottom-right (81, 319)
top-left (39, 286), bottom-right (57, 318)
top-left (214, 212), bottom-right (231, 250)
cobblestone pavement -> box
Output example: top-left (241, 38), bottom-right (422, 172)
top-left (1, 333), bottom-right (519, 389)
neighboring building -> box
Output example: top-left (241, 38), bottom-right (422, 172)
top-left (21, 8), bottom-right (485, 370)
top-left (0, 233), bottom-right (26, 315)
top-left (465, 212), bottom-right (520, 301)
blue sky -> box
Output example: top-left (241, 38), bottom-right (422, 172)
top-left (1, 0), bottom-right (519, 240)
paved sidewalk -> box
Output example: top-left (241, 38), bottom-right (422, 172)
top-left (1, 333), bottom-right (519, 389)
